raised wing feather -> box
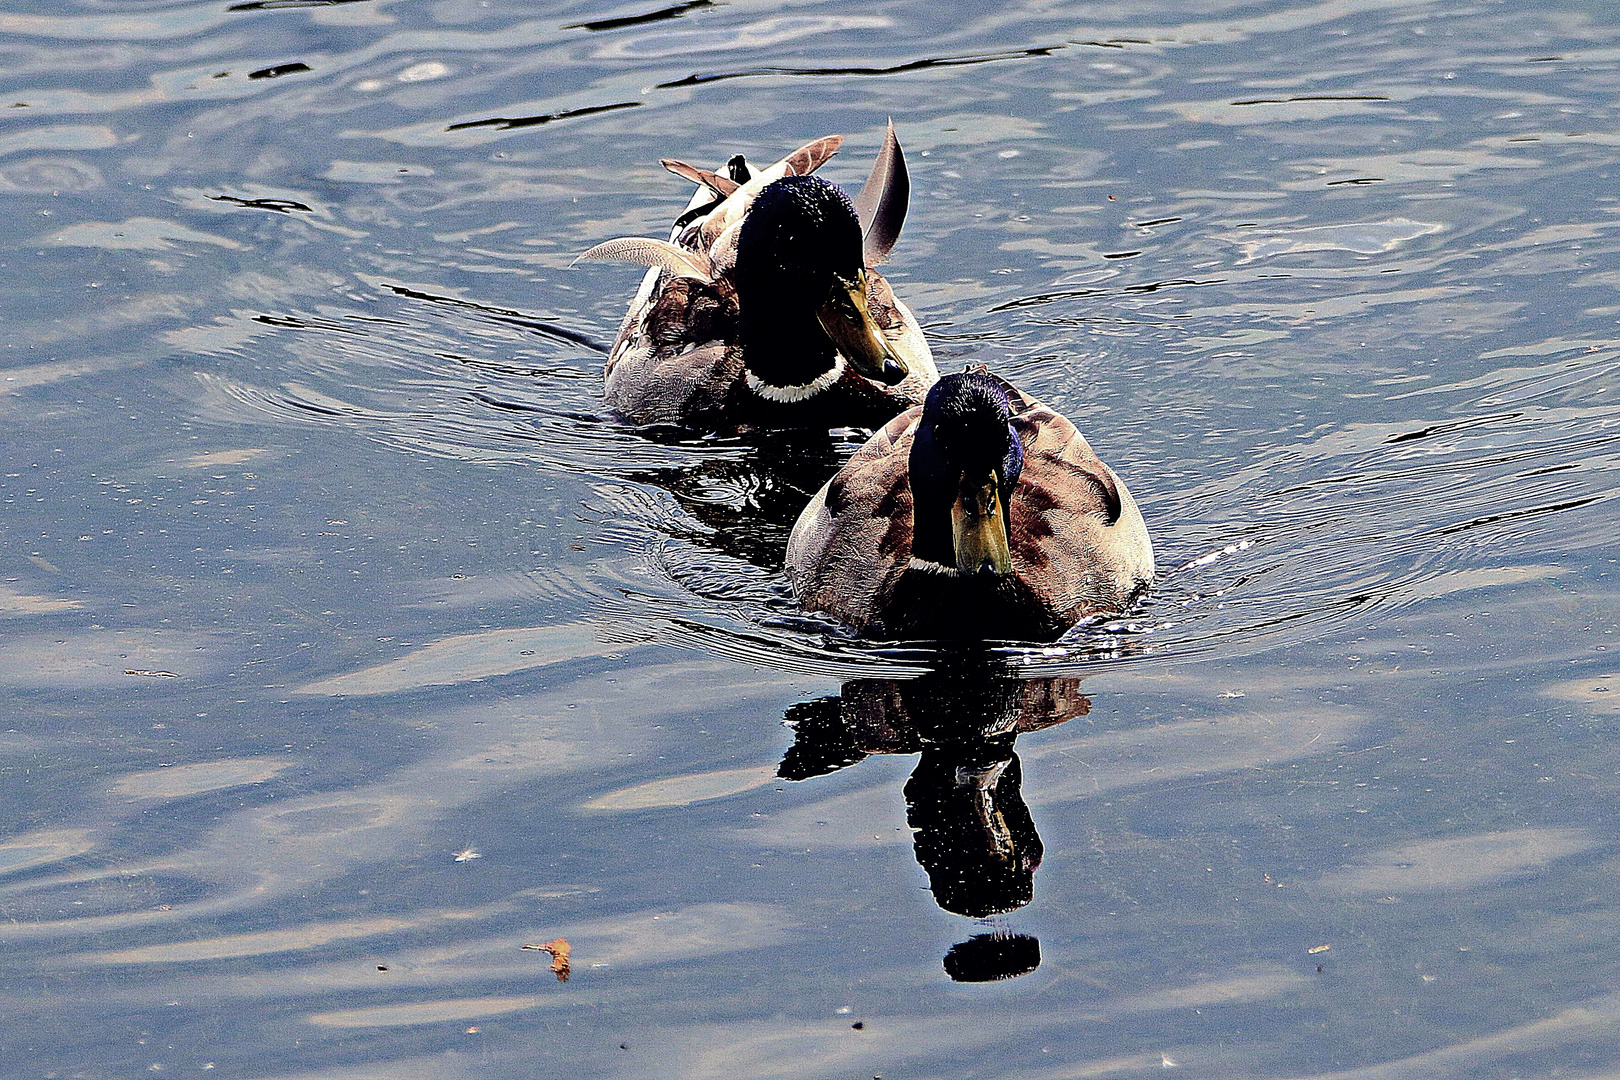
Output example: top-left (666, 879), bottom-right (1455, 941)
top-left (782, 134), bottom-right (843, 176)
top-left (661, 159), bottom-right (740, 196)
top-left (852, 119), bottom-right (909, 267)
top-left (575, 237), bottom-right (716, 282)
top-left (700, 134), bottom-right (845, 245)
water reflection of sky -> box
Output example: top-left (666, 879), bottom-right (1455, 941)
top-left (2, 0), bottom-right (1620, 1076)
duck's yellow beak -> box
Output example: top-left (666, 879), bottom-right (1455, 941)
top-left (951, 473), bottom-right (1014, 576)
top-left (818, 269), bottom-right (908, 386)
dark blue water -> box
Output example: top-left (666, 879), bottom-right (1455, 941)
top-left (3, 1), bottom-right (1620, 1076)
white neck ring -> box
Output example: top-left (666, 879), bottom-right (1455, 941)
top-left (744, 355), bottom-right (846, 404)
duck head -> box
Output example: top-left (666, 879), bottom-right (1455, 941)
top-left (908, 372), bottom-right (1024, 576)
top-left (734, 174), bottom-right (908, 394)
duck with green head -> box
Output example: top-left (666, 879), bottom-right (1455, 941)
top-left (577, 127), bottom-right (938, 432)
top-left (785, 370), bottom-right (1154, 641)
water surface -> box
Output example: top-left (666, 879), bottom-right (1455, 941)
top-left (3, 1), bottom-right (1620, 1077)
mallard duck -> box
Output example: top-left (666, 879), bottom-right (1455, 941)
top-left (577, 124), bottom-right (938, 431)
top-left (785, 370), bottom-right (1154, 640)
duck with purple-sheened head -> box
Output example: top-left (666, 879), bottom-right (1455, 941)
top-left (785, 370), bottom-right (1154, 641)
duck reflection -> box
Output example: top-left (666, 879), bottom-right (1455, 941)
top-left (907, 738), bottom-right (1041, 918)
top-left (779, 655), bottom-right (1089, 980)
top-left (621, 428), bottom-right (848, 570)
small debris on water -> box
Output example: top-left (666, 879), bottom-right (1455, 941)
top-left (248, 62), bottom-right (312, 80)
top-left (523, 937), bottom-right (571, 981)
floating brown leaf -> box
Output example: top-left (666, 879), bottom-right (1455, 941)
top-left (522, 937), bottom-right (572, 982)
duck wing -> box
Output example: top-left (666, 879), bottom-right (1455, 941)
top-left (785, 408), bottom-right (921, 633)
top-left (603, 275), bottom-right (741, 426)
top-left (1002, 381), bottom-right (1155, 622)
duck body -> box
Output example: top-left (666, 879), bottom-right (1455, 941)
top-left (583, 129), bottom-right (938, 432)
top-left (785, 371), bottom-right (1154, 641)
